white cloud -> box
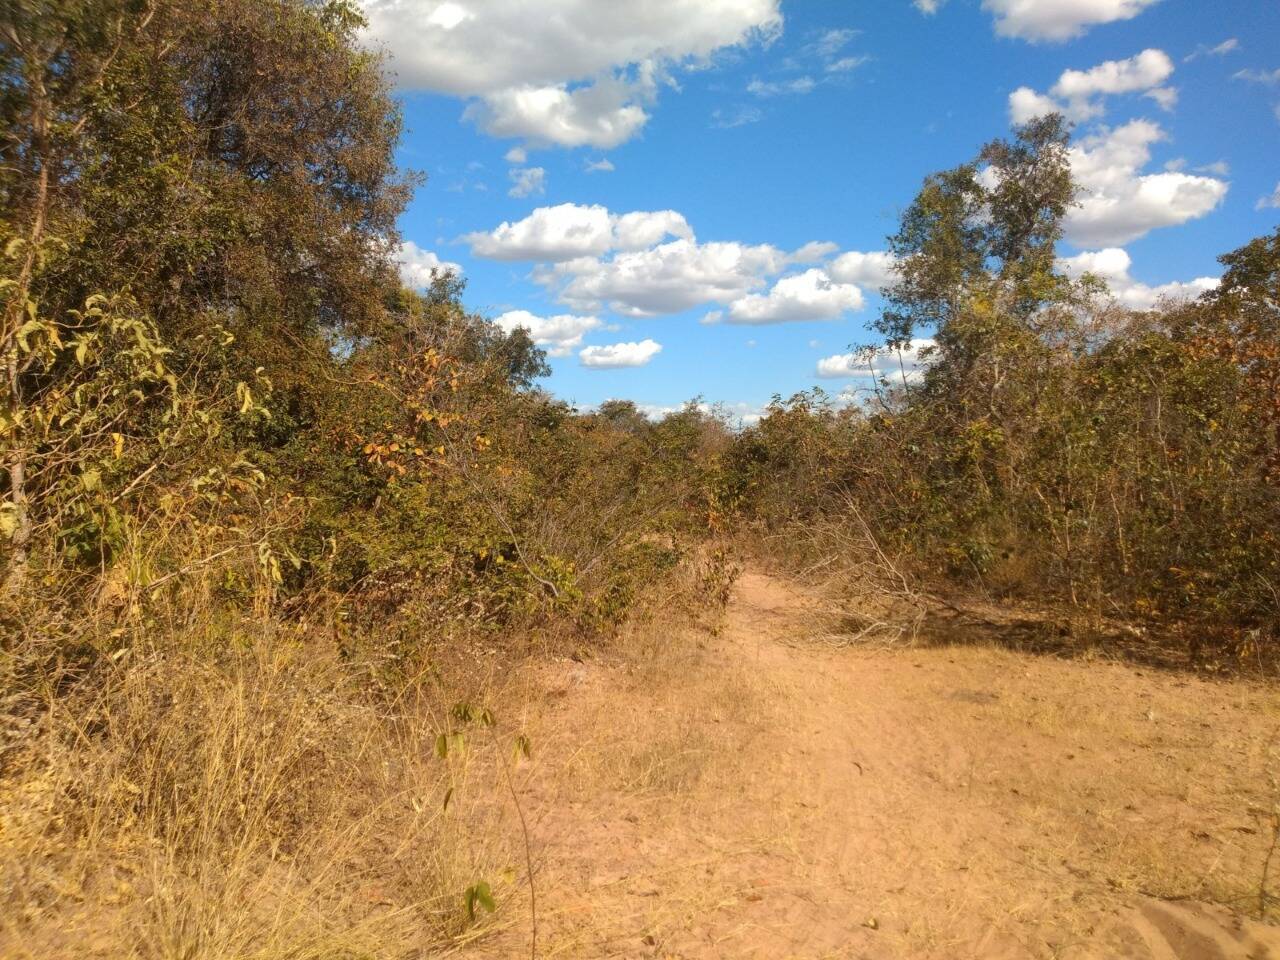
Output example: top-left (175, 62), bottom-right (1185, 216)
top-left (1058, 247), bottom-right (1217, 310)
top-left (362, 0), bottom-right (782, 148)
top-left (1234, 68), bottom-right (1280, 85)
top-left (585, 158), bottom-right (615, 173)
top-left (465, 203), bottom-right (692, 262)
top-left (827, 56), bottom-right (869, 73)
top-left (1009, 86), bottom-right (1064, 124)
top-left (914, 0), bottom-right (946, 15)
top-left (465, 77), bottom-right (650, 149)
top-left (712, 105), bottom-right (764, 128)
top-left (507, 166), bottom-right (546, 198)
top-left (580, 339), bottom-right (663, 368)
top-left (467, 204), bottom-right (614, 260)
top-left (817, 338), bottom-right (936, 381)
top-left (827, 250), bottom-right (898, 291)
top-left (814, 28), bottom-right (859, 58)
top-left (1257, 182), bottom-right (1280, 211)
top-left (551, 238), bottom-right (788, 316)
top-left (473, 214), bottom-right (886, 324)
top-left (747, 76), bottom-right (816, 96)
top-left (396, 241), bottom-right (462, 287)
top-left (981, 0), bottom-right (1159, 42)
top-left (1065, 120), bottom-right (1228, 247)
top-left (363, 0), bottom-right (781, 94)
top-left (1054, 49), bottom-right (1173, 101)
top-left (726, 269), bottom-right (863, 324)
top-left (504, 146), bottom-right (527, 164)
top-left (493, 309), bottom-right (601, 357)
top-left (789, 241), bottom-right (840, 264)
top-left (1009, 49), bottom-right (1176, 123)
top-left (612, 210), bottom-right (696, 251)
top-left (1185, 38), bottom-right (1238, 62)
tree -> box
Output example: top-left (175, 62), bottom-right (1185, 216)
top-left (1, 0), bottom-right (413, 587)
top-left (879, 114), bottom-right (1081, 403)
top-left (1183, 227), bottom-right (1280, 480)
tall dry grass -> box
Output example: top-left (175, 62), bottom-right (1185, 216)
top-left (0, 599), bottom-right (526, 960)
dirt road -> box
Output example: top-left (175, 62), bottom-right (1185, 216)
top-left (477, 568), bottom-right (1280, 959)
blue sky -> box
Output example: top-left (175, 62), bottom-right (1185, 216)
top-left (363, 0), bottom-right (1280, 421)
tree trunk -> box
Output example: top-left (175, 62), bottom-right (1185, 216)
top-left (3, 65), bottom-right (51, 594)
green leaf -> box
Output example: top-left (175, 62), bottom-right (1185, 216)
top-left (464, 881), bottom-right (495, 921)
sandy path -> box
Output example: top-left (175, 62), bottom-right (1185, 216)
top-left (475, 568), bottom-right (1280, 959)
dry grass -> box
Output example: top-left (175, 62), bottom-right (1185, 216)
top-left (0, 544), bottom-right (739, 960)
top-left (0, 615), bottom-right (523, 960)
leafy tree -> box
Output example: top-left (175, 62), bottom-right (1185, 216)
top-left (2, 0), bottom-right (412, 587)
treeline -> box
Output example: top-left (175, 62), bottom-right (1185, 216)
top-left (1, 0), bottom-right (727, 651)
top-left (724, 119), bottom-right (1280, 662)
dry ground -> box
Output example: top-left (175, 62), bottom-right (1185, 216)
top-left (472, 567), bottom-right (1280, 960)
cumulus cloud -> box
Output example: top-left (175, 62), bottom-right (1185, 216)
top-left (914, 0), bottom-right (946, 15)
top-left (816, 338), bottom-right (936, 381)
top-left (465, 77), bottom-right (650, 149)
top-left (465, 203), bottom-right (692, 261)
top-left (726, 269), bottom-right (864, 324)
top-left (826, 250), bottom-right (898, 291)
top-left (1065, 120), bottom-right (1228, 247)
top-left (396, 241), bottom-right (462, 287)
top-left (579, 339), bottom-right (663, 368)
top-left (585, 158), bottom-right (615, 173)
top-left (789, 241), bottom-right (840, 264)
top-left (551, 238), bottom-right (788, 316)
top-left (613, 210), bottom-right (696, 251)
top-left (1256, 182), bottom-right (1280, 211)
top-left (469, 208), bottom-right (890, 322)
top-left (981, 0), bottom-right (1159, 42)
top-left (507, 166), bottom-right (546, 198)
top-left (1058, 248), bottom-right (1218, 310)
top-left (492, 309), bottom-right (602, 357)
top-left (361, 0), bottom-right (782, 147)
top-left (1008, 87), bottom-right (1063, 125)
top-left (1009, 49), bottom-right (1175, 123)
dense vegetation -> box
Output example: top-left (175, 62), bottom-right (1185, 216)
top-left (727, 118), bottom-right (1279, 664)
top-left (1, 0), bottom-right (1277, 953)
top-left (1, 2), bottom-right (730, 951)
